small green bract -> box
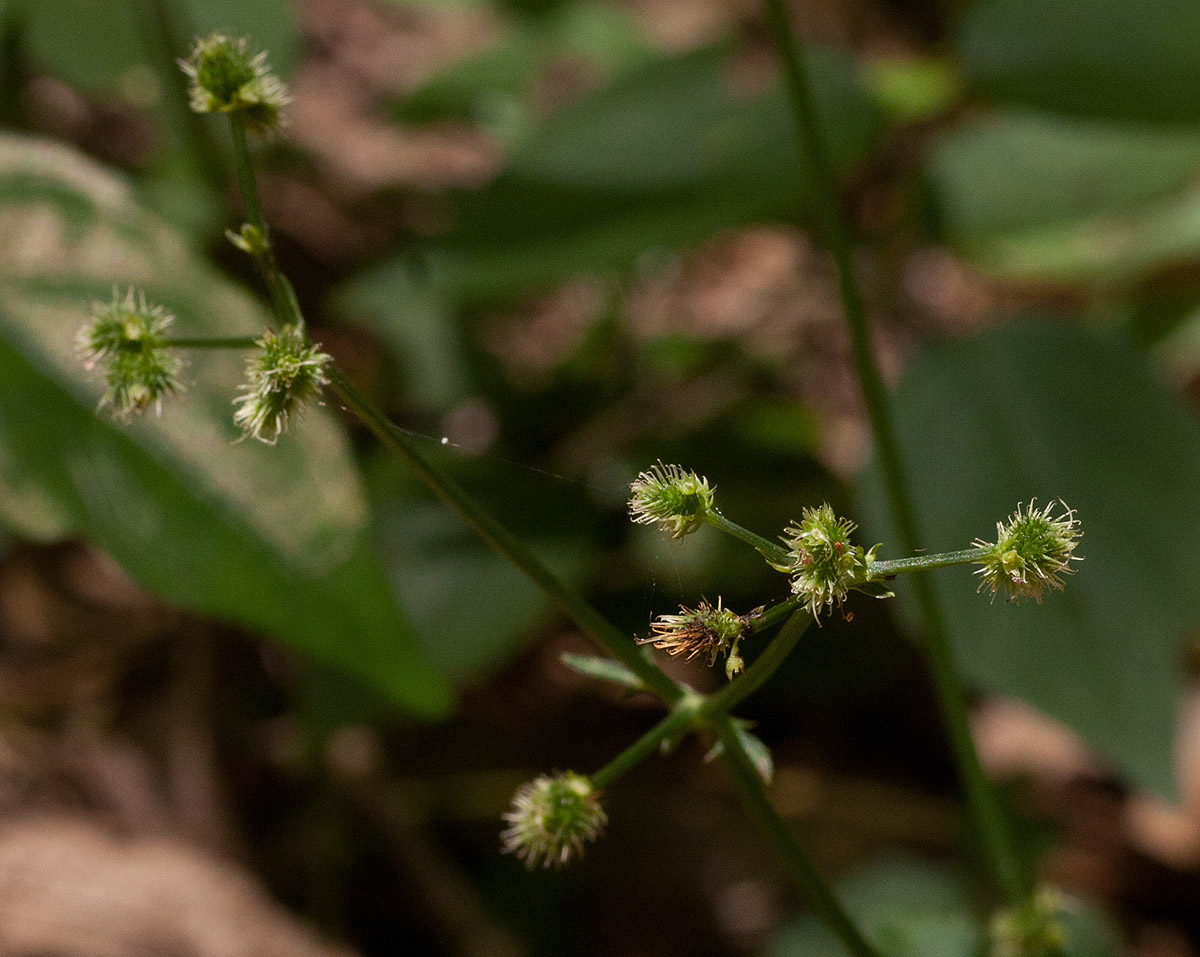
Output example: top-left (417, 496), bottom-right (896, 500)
top-left (77, 288), bottom-right (182, 419)
top-left (233, 325), bottom-right (331, 444)
top-left (501, 772), bottom-right (607, 869)
top-left (974, 500), bottom-right (1082, 604)
top-left (181, 33), bottom-right (289, 133)
top-left (628, 462), bottom-right (715, 539)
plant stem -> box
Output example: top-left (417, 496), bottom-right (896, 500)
top-left (869, 547), bottom-right (985, 577)
top-left (761, 0), bottom-right (1027, 904)
top-left (229, 119), bottom-right (265, 232)
top-left (167, 336), bottom-right (261, 349)
top-left (217, 95), bottom-right (887, 955)
top-left (596, 602), bottom-right (808, 786)
top-left (326, 364), bottom-right (683, 705)
top-left (701, 605), bottom-right (810, 720)
top-left (716, 719), bottom-right (882, 957)
top-left (227, 116), bottom-right (305, 330)
top-left (705, 510), bottom-right (791, 566)
top-left (592, 694), bottom-right (701, 790)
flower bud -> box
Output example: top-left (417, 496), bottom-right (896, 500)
top-left (77, 288), bottom-right (182, 419)
top-left (233, 326), bottom-right (331, 444)
top-left (501, 771), bottom-right (606, 869)
top-left (638, 598), bottom-right (749, 676)
top-left (180, 33), bottom-right (289, 134)
top-left (628, 462), bottom-right (715, 539)
top-left (973, 500), bottom-right (1082, 604)
top-left (783, 504), bottom-right (875, 621)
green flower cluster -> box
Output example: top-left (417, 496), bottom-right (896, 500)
top-left (181, 33), bottom-right (289, 133)
top-left (233, 326), bottom-right (332, 444)
top-left (783, 504), bottom-right (877, 620)
top-left (501, 772), bottom-right (607, 869)
top-left (628, 462), bottom-right (715, 539)
top-left (973, 500), bottom-right (1082, 604)
top-left (77, 289), bottom-right (182, 419)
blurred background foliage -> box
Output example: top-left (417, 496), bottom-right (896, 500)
top-left (2, 0), bottom-right (1200, 954)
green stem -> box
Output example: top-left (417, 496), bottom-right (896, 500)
top-left (705, 510), bottom-right (791, 567)
top-left (716, 719), bottom-right (882, 957)
top-left (227, 116), bottom-right (305, 330)
top-left (592, 695), bottom-right (701, 790)
top-left (213, 96), bottom-right (885, 955)
top-left (229, 119), bottom-right (265, 232)
top-left (869, 547), bottom-right (985, 578)
top-left (595, 601), bottom-right (808, 785)
top-left (761, 0), bottom-right (1026, 904)
top-left (701, 605), bottom-right (810, 720)
top-left (326, 364), bottom-right (683, 705)
top-left (167, 336), bottom-right (261, 349)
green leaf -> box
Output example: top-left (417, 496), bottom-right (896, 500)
top-left (857, 319), bottom-right (1197, 800)
top-left (22, 0), bottom-right (299, 100)
top-left (559, 652), bottom-right (644, 690)
top-left (925, 111), bottom-right (1200, 283)
top-left (0, 133), bottom-right (451, 718)
top-left (957, 0), bottom-right (1200, 124)
top-left (709, 721), bottom-right (774, 785)
top-left (927, 111), bottom-right (1200, 245)
top-left (375, 494), bottom-right (590, 680)
top-left (412, 44), bottom-right (880, 305)
top-left (766, 858), bottom-right (982, 957)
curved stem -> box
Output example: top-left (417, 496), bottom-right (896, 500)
top-left (701, 604), bottom-right (810, 720)
top-left (705, 510), bottom-right (792, 566)
top-left (715, 718), bottom-right (882, 957)
top-left (592, 695), bottom-right (701, 790)
top-left (326, 365), bottom-right (683, 705)
top-left (761, 0), bottom-right (1027, 904)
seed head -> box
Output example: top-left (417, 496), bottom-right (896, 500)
top-left (77, 288), bottom-right (182, 419)
top-left (501, 772), bottom-right (606, 869)
top-left (180, 33), bottom-right (289, 133)
top-left (974, 500), bottom-right (1082, 604)
top-left (638, 598), bottom-right (750, 676)
top-left (783, 504), bottom-right (875, 621)
top-left (629, 462), bottom-right (714, 539)
top-left (233, 326), bottom-right (331, 444)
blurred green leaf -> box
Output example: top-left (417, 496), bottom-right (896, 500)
top-left (375, 493), bottom-right (589, 680)
top-left (559, 652), bottom-right (644, 690)
top-left (927, 111), bottom-right (1200, 246)
top-left (331, 259), bottom-right (470, 411)
top-left (0, 133), bottom-right (451, 717)
top-left (23, 0), bottom-right (298, 99)
top-left (403, 44), bottom-right (880, 305)
top-left (391, 1), bottom-right (648, 129)
top-left (957, 0), bottom-right (1200, 124)
top-left (925, 110), bottom-right (1200, 284)
top-left (766, 858), bottom-right (981, 957)
top-left (857, 319), bottom-right (1197, 800)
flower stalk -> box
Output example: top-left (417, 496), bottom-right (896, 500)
top-left (761, 0), bottom-right (1028, 903)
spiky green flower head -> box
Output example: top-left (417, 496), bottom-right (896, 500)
top-left (501, 771), bottom-right (607, 869)
top-left (629, 462), bottom-right (715, 539)
top-left (77, 288), bottom-right (182, 419)
top-left (638, 598), bottom-right (750, 678)
top-left (233, 325), bottom-right (331, 443)
top-left (180, 33), bottom-right (289, 134)
top-left (989, 887), bottom-right (1069, 957)
top-left (974, 500), bottom-right (1082, 604)
top-left (784, 504), bottom-right (876, 621)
